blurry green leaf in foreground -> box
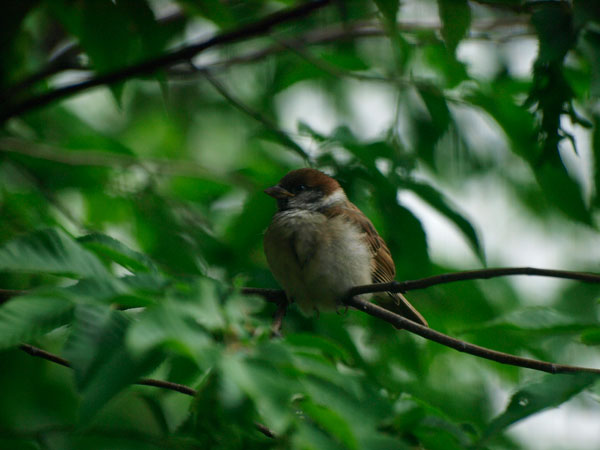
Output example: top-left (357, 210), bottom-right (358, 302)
top-left (0, 228), bottom-right (109, 279)
top-left (580, 328), bottom-right (600, 346)
top-left (0, 291), bottom-right (74, 349)
top-left (438, 0), bottom-right (471, 55)
top-left (78, 233), bottom-right (159, 273)
top-left (479, 373), bottom-right (599, 445)
top-left (64, 304), bottom-right (159, 422)
top-left (469, 306), bottom-right (596, 333)
top-left (401, 178), bottom-right (484, 263)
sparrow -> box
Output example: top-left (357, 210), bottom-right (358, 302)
top-left (263, 168), bottom-right (428, 326)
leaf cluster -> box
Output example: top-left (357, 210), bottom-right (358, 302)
top-left (1, 0), bottom-right (600, 449)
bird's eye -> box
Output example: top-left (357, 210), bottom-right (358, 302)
top-left (294, 184), bottom-right (307, 194)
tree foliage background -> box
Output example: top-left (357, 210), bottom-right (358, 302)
top-left (1, 0), bottom-right (600, 448)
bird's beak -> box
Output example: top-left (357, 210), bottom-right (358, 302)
top-left (264, 185), bottom-right (294, 199)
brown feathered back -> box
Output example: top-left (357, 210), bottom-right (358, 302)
top-left (323, 202), bottom-right (428, 326)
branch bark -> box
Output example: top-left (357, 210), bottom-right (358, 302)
top-left (18, 343), bottom-right (276, 438)
top-left (8, 266), bottom-right (600, 375)
top-left (348, 267), bottom-right (600, 296)
top-left (241, 266), bottom-right (600, 303)
top-left (0, 0), bottom-right (332, 123)
top-left (342, 297), bottom-right (600, 375)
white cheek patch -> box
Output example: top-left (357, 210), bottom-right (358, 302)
top-left (321, 190), bottom-right (347, 208)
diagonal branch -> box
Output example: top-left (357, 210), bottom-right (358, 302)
top-left (244, 266), bottom-right (600, 374)
top-left (342, 297), bottom-right (600, 375)
top-left (241, 266), bottom-right (600, 303)
top-left (18, 343), bottom-right (276, 438)
top-left (5, 267), bottom-right (600, 307)
top-left (8, 266), bottom-right (600, 375)
top-left (347, 267), bottom-right (600, 296)
top-left (199, 68), bottom-right (309, 160)
top-left (0, 0), bottom-right (332, 123)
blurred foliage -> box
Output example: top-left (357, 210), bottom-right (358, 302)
top-left (1, 0), bottom-right (600, 449)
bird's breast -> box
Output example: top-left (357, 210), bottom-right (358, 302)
top-left (264, 210), bottom-right (372, 314)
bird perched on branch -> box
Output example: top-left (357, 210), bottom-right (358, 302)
top-left (263, 168), bottom-right (427, 326)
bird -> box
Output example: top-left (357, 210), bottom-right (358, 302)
top-left (263, 168), bottom-right (428, 326)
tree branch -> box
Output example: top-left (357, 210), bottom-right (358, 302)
top-left (0, 136), bottom-right (216, 179)
top-left (199, 68), bottom-right (309, 160)
top-left (5, 16), bottom-right (532, 103)
top-left (0, 9), bottom-right (187, 103)
top-left (241, 266), bottom-right (600, 303)
top-left (18, 343), bottom-right (277, 439)
top-left (244, 267), bottom-right (600, 374)
top-left (5, 267), bottom-right (599, 306)
top-left (347, 267), bottom-right (600, 297)
top-left (0, 0), bottom-right (332, 123)
top-left (342, 296), bottom-right (600, 375)
top-left (8, 266), bottom-right (600, 376)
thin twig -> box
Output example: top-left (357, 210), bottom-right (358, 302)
top-left (137, 378), bottom-right (197, 396)
top-left (6, 267), bottom-right (598, 306)
top-left (19, 344), bottom-right (71, 368)
top-left (18, 343), bottom-right (277, 438)
top-left (0, 136), bottom-right (214, 178)
top-left (240, 266), bottom-right (600, 303)
top-left (199, 68), bottom-right (309, 160)
top-left (271, 300), bottom-right (289, 337)
top-left (241, 287), bottom-right (286, 303)
top-left (347, 267), bottom-right (600, 297)
top-left (0, 0), bottom-right (332, 123)
top-left (343, 296), bottom-right (600, 375)
top-left (6, 16), bottom-right (533, 101)
top-left (9, 266), bottom-right (600, 378)
top-left (0, 9), bottom-right (188, 103)
top-left (254, 421), bottom-right (277, 438)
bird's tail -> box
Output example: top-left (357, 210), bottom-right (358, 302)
top-left (378, 291), bottom-right (428, 327)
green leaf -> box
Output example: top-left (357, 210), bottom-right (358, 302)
top-left (78, 233), bottom-right (158, 273)
top-left (64, 303), bottom-right (119, 388)
top-left (286, 333), bottom-right (352, 362)
top-left (467, 89), bottom-right (537, 162)
top-left (126, 282), bottom-right (221, 365)
top-left (437, 0), bottom-right (472, 54)
top-left (579, 30), bottom-right (600, 97)
top-left (415, 85), bottom-right (453, 168)
top-left (382, 202), bottom-right (430, 280)
top-left (531, 2), bottom-right (575, 65)
top-left (593, 114), bottom-right (600, 207)
top-left (373, 0), bottom-right (399, 23)
top-left (0, 291), bottom-right (74, 349)
top-left (396, 397), bottom-right (475, 450)
top-left (479, 373), bottom-right (599, 445)
top-left (468, 306), bottom-right (595, 334)
top-left (64, 304), bottom-right (158, 422)
top-left (401, 178), bottom-right (484, 263)
top-left (177, 0), bottom-right (235, 27)
top-left (0, 0), bottom-right (38, 89)
top-left (469, 90), bottom-right (591, 223)
top-left (221, 353), bottom-right (297, 434)
top-left (292, 422), bottom-right (348, 450)
top-left (301, 399), bottom-right (359, 450)
top-left (534, 161), bottom-right (591, 224)
top-left (0, 228), bottom-right (109, 279)
top-left (65, 273), bottom-right (166, 308)
top-left (48, 0), bottom-right (167, 103)
top-left (301, 374), bottom-right (393, 448)
top-left (580, 328), bottom-right (600, 345)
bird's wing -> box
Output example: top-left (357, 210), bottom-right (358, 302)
top-left (324, 203), bottom-right (428, 326)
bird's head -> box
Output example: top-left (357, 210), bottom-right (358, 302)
top-left (265, 168), bottom-right (346, 212)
